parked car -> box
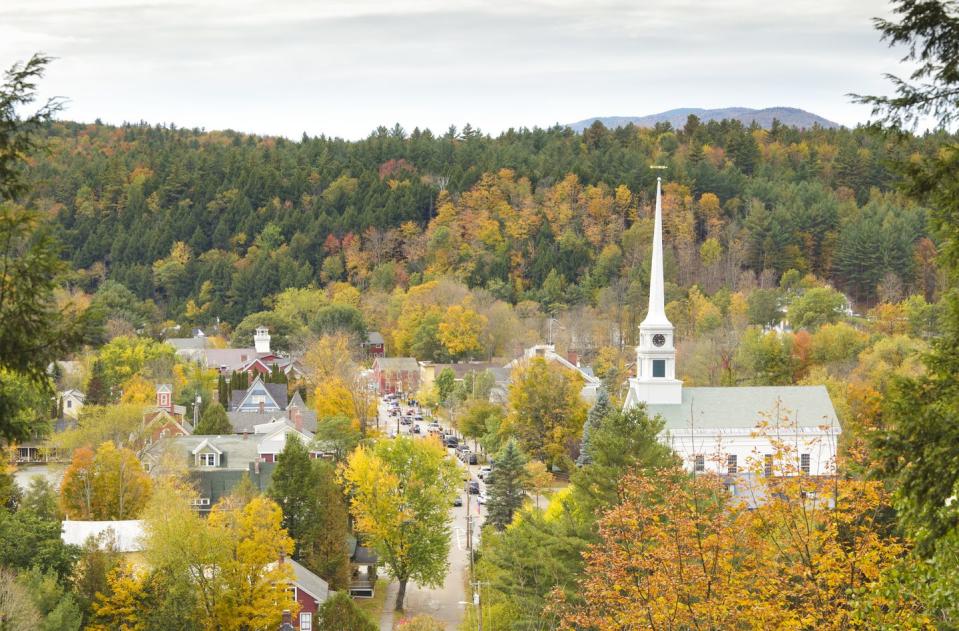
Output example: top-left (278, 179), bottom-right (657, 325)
top-left (457, 448), bottom-right (471, 462)
top-left (477, 466), bottom-right (492, 480)
top-left (427, 422), bottom-right (442, 432)
top-left (412, 424), bottom-right (422, 434)
top-left (467, 480), bottom-right (480, 494)
top-left (400, 417), bottom-right (413, 426)
top-left (444, 436), bottom-right (459, 448)
top-left (477, 492), bottom-right (488, 505)
top-left (414, 414), bottom-right (424, 421)
top-left (466, 452), bottom-right (478, 465)
top-left (452, 496), bottom-right (463, 507)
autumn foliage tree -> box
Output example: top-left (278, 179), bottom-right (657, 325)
top-left (557, 443), bottom-right (909, 630)
top-left (59, 442), bottom-right (152, 520)
top-left (505, 357), bottom-right (588, 470)
top-left (341, 437), bottom-right (460, 611)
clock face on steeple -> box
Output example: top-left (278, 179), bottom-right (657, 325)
top-left (652, 334), bottom-right (666, 347)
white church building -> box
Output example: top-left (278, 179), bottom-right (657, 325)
top-left (623, 177), bottom-right (840, 478)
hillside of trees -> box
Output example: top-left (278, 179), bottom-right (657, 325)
top-left (23, 117), bottom-right (949, 334)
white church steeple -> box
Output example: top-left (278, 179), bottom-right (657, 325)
top-left (625, 175), bottom-right (683, 407)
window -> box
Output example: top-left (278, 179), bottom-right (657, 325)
top-left (191, 498), bottom-right (210, 507)
top-left (727, 454), bottom-right (737, 475)
top-left (764, 454), bottom-right (774, 477)
top-left (800, 453), bottom-right (811, 475)
top-left (300, 612), bottom-right (312, 630)
top-left (66, 400), bottom-right (72, 409)
top-left (199, 452), bottom-right (217, 467)
top-left (652, 359), bottom-right (666, 378)
top-left (693, 454), bottom-right (705, 473)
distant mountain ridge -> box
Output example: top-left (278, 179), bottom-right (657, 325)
top-left (567, 107), bottom-right (840, 132)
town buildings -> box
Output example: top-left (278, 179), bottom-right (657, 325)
top-left (623, 177), bottom-right (841, 477)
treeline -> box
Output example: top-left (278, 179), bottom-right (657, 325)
top-left (25, 118), bottom-right (949, 327)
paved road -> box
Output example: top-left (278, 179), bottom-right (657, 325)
top-left (376, 397), bottom-right (486, 630)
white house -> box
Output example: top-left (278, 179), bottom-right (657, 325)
top-left (503, 344), bottom-right (602, 403)
top-left (623, 176), bottom-right (840, 477)
top-left (59, 389), bottom-right (86, 419)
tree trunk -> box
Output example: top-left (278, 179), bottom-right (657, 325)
top-left (394, 578), bottom-right (408, 611)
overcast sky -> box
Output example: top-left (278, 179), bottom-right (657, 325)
top-left (1, 0), bottom-right (902, 139)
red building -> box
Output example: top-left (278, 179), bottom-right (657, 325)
top-left (371, 357), bottom-right (419, 394)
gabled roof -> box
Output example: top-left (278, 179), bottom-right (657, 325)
top-left (144, 409), bottom-right (193, 436)
top-left (373, 357), bottom-right (419, 372)
top-left (192, 438), bottom-right (223, 455)
top-left (256, 425), bottom-right (314, 456)
top-left (156, 383), bottom-right (173, 394)
top-left (289, 559), bottom-right (330, 603)
top-left (366, 331), bottom-right (385, 345)
top-left (231, 377), bottom-right (288, 411)
top-left (288, 391), bottom-right (305, 409)
top-left (59, 389), bottom-right (86, 401)
top-left (228, 409), bottom-right (317, 434)
top-left (646, 386), bottom-right (840, 432)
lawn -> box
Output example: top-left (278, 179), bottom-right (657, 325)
top-left (355, 578), bottom-right (390, 622)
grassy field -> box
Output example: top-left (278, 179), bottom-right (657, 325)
top-left (355, 578), bottom-right (390, 623)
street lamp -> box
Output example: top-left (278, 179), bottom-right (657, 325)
top-left (194, 393), bottom-right (202, 427)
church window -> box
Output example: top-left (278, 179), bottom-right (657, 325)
top-left (727, 454), bottom-right (737, 474)
top-left (693, 454), bottom-right (705, 473)
top-left (652, 359), bottom-right (666, 378)
top-left (800, 453), bottom-right (811, 474)
top-left (764, 454), bottom-right (774, 477)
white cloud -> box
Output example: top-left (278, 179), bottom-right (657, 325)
top-left (0, 0), bottom-right (903, 139)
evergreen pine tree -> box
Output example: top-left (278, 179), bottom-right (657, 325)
top-left (577, 388), bottom-right (610, 466)
top-left (303, 460), bottom-right (351, 590)
top-left (486, 439), bottom-right (529, 530)
top-left (85, 359), bottom-right (112, 405)
top-left (268, 434), bottom-right (317, 556)
top-left (217, 374), bottom-right (229, 408)
top-left (193, 401), bottom-right (232, 435)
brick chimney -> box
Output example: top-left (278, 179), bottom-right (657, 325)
top-left (279, 609), bottom-right (293, 631)
top-left (567, 351), bottom-right (579, 367)
top-left (291, 407), bottom-right (303, 431)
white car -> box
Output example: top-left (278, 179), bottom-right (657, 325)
top-left (477, 466), bottom-right (492, 480)
top-left (477, 492), bottom-right (488, 505)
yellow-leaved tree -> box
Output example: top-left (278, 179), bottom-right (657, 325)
top-left (341, 437), bottom-right (460, 611)
top-left (60, 441), bottom-right (152, 520)
top-left (141, 477), bottom-right (297, 631)
top-left (438, 303), bottom-right (487, 359)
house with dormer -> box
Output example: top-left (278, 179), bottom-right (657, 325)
top-left (226, 377), bottom-right (317, 434)
top-left (143, 421), bottom-right (327, 512)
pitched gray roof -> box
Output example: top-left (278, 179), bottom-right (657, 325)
top-left (289, 559), bottom-right (330, 603)
top-left (227, 410), bottom-right (317, 433)
top-left (366, 331), bottom-right (385, 345)
top-left (646, 386), bottom-right (840, 431)
top-left (165, 336), bottom-right (208, 351)
top-left (374, 357), bottom-right (419, 372)
top-left (202, 348), bottom-right (259, 370)
top-left (146, 434), bottom-right (262, 470)
top-left (230, 382), bottom-right (289, 411)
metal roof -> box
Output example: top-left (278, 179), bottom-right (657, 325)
top-left (289, 559), bottom-right (330, 603)
top-left (646, 386), bottom-right (840, 431)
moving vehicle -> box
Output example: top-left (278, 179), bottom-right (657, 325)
top-left (467, 480), bottom-right (480, 494)
top-left (477, 466), bottom-right (492, 480)
top-left (412, 424), bottom-right (422, 434)
top-left (477, 492), bottom-right (488, 505)
top-left (452, 497), bottom-right (463, 507)
top-left (444, 436), bottom-right (459, 448)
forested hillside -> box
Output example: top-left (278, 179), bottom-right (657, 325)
top-left (26, 118), bottom-right (946, 332)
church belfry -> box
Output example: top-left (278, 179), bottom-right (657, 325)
top-left (630, 176), bottom-right (683, 405)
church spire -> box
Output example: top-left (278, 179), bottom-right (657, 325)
top-left (641, 177), bottom-right (670, 327)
